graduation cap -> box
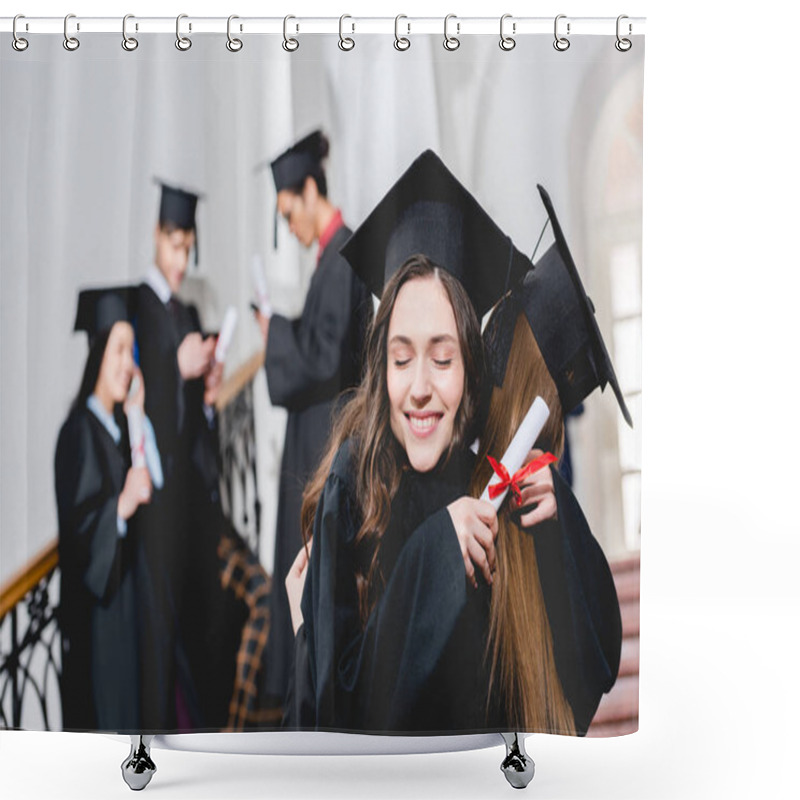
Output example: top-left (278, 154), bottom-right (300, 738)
top-left (269, 129), bottom-right (328, 194)
top-left (483, 185), bottom-right (633, 426)
top-left (339, 149), bottom-right (531, 318)
top-left (155, 179), bottom-right (202, 264)
top-left (74, 286), bottom-right (137, 344)
top-left (255, 130), bottom-right (329, 249)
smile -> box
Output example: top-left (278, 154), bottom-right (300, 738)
top-left (405, 412), bottom-right (443, 438)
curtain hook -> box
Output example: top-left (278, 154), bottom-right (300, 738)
top-left (394, 14), bottom-right (410, 51)
top-left (443, 14), bottom-right (460, 51)
top-left (499, 14), bottom-right (516, 51)
top-left (176, 14), bottom-right (192, 51)
top-left (12, 14), bottom-right (29, 52)
top-left (227, 15), bottom-right (243, 52)
top-left (63, 13), bottom-right (80, 51)
top-left (338, 14), bottom-right (355, 51)
top-left (615, 15), bottom-right (632, 52)
top-left (283, 15), bottom-right (299, 52)
top-left (553, 14), bottom-right (570, 51)
top-left (122, 14), bottom-right (138, 52)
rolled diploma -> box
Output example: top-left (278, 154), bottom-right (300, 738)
top-left (251, 254), bottom-right (272, 316)
top-left (214, 307), bottom-right (238, 363)
top-left (479, 395), bottom-right (550, 511)
top-left (126, 405), bottom-right (146, 469)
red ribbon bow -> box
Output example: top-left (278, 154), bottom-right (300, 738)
top-left (486, 452), bottom-right (557, 504)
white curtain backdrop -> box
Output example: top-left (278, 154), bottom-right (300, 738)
top-left (0, 32), bottom-right (643, 582)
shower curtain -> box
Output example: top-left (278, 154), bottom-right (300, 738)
top-left (0, 19), bottom-right (643, 740)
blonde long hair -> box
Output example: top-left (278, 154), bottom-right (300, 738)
top-left (469, 313), bottom-right (576, 733)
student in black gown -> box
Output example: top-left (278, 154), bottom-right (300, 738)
top-left (135, 183), bottom-right (266, 730)
top-left (55, 287), bottom-right (162, 731)
top-left (471, 185), bottom-right (631, 734)
top-left (286, 154), bottom-right (623, 736)
top-left (134, 182), bottom-right (212, 729)
top-left (253, 130), bottom-right (373, 708)
top-left (284, 151), bottom-right (536, 732)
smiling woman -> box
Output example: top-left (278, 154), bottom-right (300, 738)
top-left (283, 151), bottom-right (535, 733)
top-left (94, 323), bottom-right (137, 410)
top-left (290, 255), bottom-right (492, 731)
top-left (55, 288), bottom-right (161, 732)
top-left (387, 272), bottom-right (466, 472)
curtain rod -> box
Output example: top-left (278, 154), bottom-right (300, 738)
top-left (1, 15), bottom-right (646, 37)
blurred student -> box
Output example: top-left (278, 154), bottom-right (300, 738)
top-left (56, 287), bottom-right (162, 731)
top-left (254, 130), bottom-right (372, 708)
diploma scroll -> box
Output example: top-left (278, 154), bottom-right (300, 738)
top-left (251, 254), bottom-right (273, 316)
top-left (126, 404), bottom-right (146, 469)
top-left (214, 307), bottom-right (238, 364)
top-left (479, 396), bottom-right (550, 511)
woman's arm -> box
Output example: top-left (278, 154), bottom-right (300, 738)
top-left (265, 256), bottom-right (365, 410)
top-left (55, 414), bottom-right (130, 602)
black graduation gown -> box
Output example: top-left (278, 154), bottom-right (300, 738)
top-left (290, 440), bottom-right (483, 733)
top-left (527, 469), bottom-right (622, 734)
top-left (134, 284), bottom-right (212, 729)
top-left (136, 284), bottom-right (244, 729)
top-left (55, 407), bottom-right (140, 732)
top-left (290, 441), bottom-right (621, 735)
top-left (135, 284), bottom-right (185, 485)
top-left (178, 305), bottom-right (250, 730)
top-left (262, 224), bottom-right (373, 703)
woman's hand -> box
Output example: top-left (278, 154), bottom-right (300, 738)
top-left (177, 332), bottom-right (215, 380)
top-left (123, 366), bottom-right (145, 415)
top-left (446, 497), bottom-right (498, 589)
top-left (286, 539), bottom-right (312, 635)
top-left (516, 448), bottom-right (558, 527)
top-left (117, 466), bottom-right (152, 520)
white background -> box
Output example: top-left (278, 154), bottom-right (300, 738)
top-left (2, 1), bottom-right (799, 799)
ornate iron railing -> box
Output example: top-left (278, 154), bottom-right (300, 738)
top-left (217, 350), bottom-right (265, 555)
top-left (0, 542), bottom-right (62, 730)
top-left (0, 351), bottom-right (265, 730)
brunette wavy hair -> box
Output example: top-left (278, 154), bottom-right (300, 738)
top-left (300, 254), bottom-right (485, 623)
top-left (469, 311), bottom-right (576, 734)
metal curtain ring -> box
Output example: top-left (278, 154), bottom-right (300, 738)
top-left (394, 15), bottom-right (410, 51)
top-left (12, 15), bottom-right (29, 52)
top-left (227, 15), bottom-right (243, 52)
top-left (283, 15), bottom-right (299, 52)
top-left (499, 14), bottom-right (515, 51)
top-left (176, 14), bottom-right (192, 51)
top-left (63, 13), bottom-right (80, 51)
top-left (443, 14), bottom-right (460, 51)
top-left (615, 15), bottom-right (632, 52)
top-left (122, 14), bottom-right (138, 51)
top-left (553, 14), bottom-right (570, 51)
top-left (338, 15), bottom-right (355, 51)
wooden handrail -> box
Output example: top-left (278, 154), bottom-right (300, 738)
top-left (215, 349), bottom-right (265, 411)
top-left (0, 539), bottom-right (59, 621)
top-left (0, 350), bottom-right (265, 621)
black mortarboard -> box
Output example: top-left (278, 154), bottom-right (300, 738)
top-left (155, 180), bottom-right (202, 264)
top-left (339, 150), bottom-right (531, 318)
top-left (269, 129), bottom-right (327, 194)
top-left (483, 185), bottom-right (632, 426)
top-left (258, 130), bottom-right (328, 250)
top-left (73, 286), bottom-right (137, 343)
